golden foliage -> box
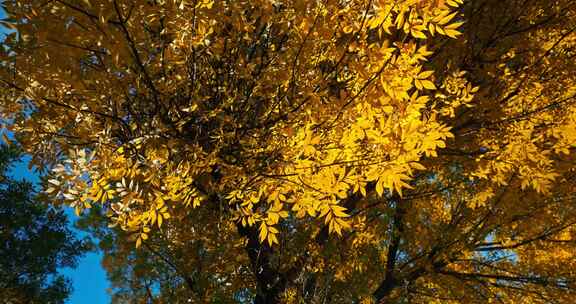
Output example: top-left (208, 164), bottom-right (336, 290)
top-left (1, 0), bottom-right (576, 302)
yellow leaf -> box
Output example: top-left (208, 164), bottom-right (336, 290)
top-left (331, 205), bottom-right (350, 218)
top-left (446, 21), bottom-right (464, 29)
top-left (444, 29), bottom-right (462, 38)
top-left (376, 179), bottom-right (384, 196)
top-left (158, 213), bottom-right (163, 228)
top-left (396, 12), bottom-right (405, 29)
top-left (267, 232), bottom-right (278, 246)
top-left (410, 162), bottom-right (426, 171)
top-left (446, 0), bottom-right (460, 7)
top-left (421, 80), bottom-right (437, 90)
top-left (259, 223), bottom-right (268, 242)
top-left (418, 70), bottom-right (434, 79)
top-left (411, 30), bottom-right (427, 39)
top-left (438, 12), bottom-right (458, 25)
top-left (428, 23), bottom-right (436, 36)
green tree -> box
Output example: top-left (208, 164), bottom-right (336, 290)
top-left (0, 145), bottom-right (90, 304)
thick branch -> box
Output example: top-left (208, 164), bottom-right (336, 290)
top-left (373, 196), bottom-right (405, 302)
top-left (236, 223), bottom-right (286, 304)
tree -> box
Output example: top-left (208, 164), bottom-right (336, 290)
top-left (1, 0), bottom-right (576, 302)
top-left (0, 144), bottom-right (90, 304)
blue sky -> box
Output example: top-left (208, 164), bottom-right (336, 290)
top-left (1, 7), bottom-right (112, 304)
top-left (9, 158), bottom-right (111, 304)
